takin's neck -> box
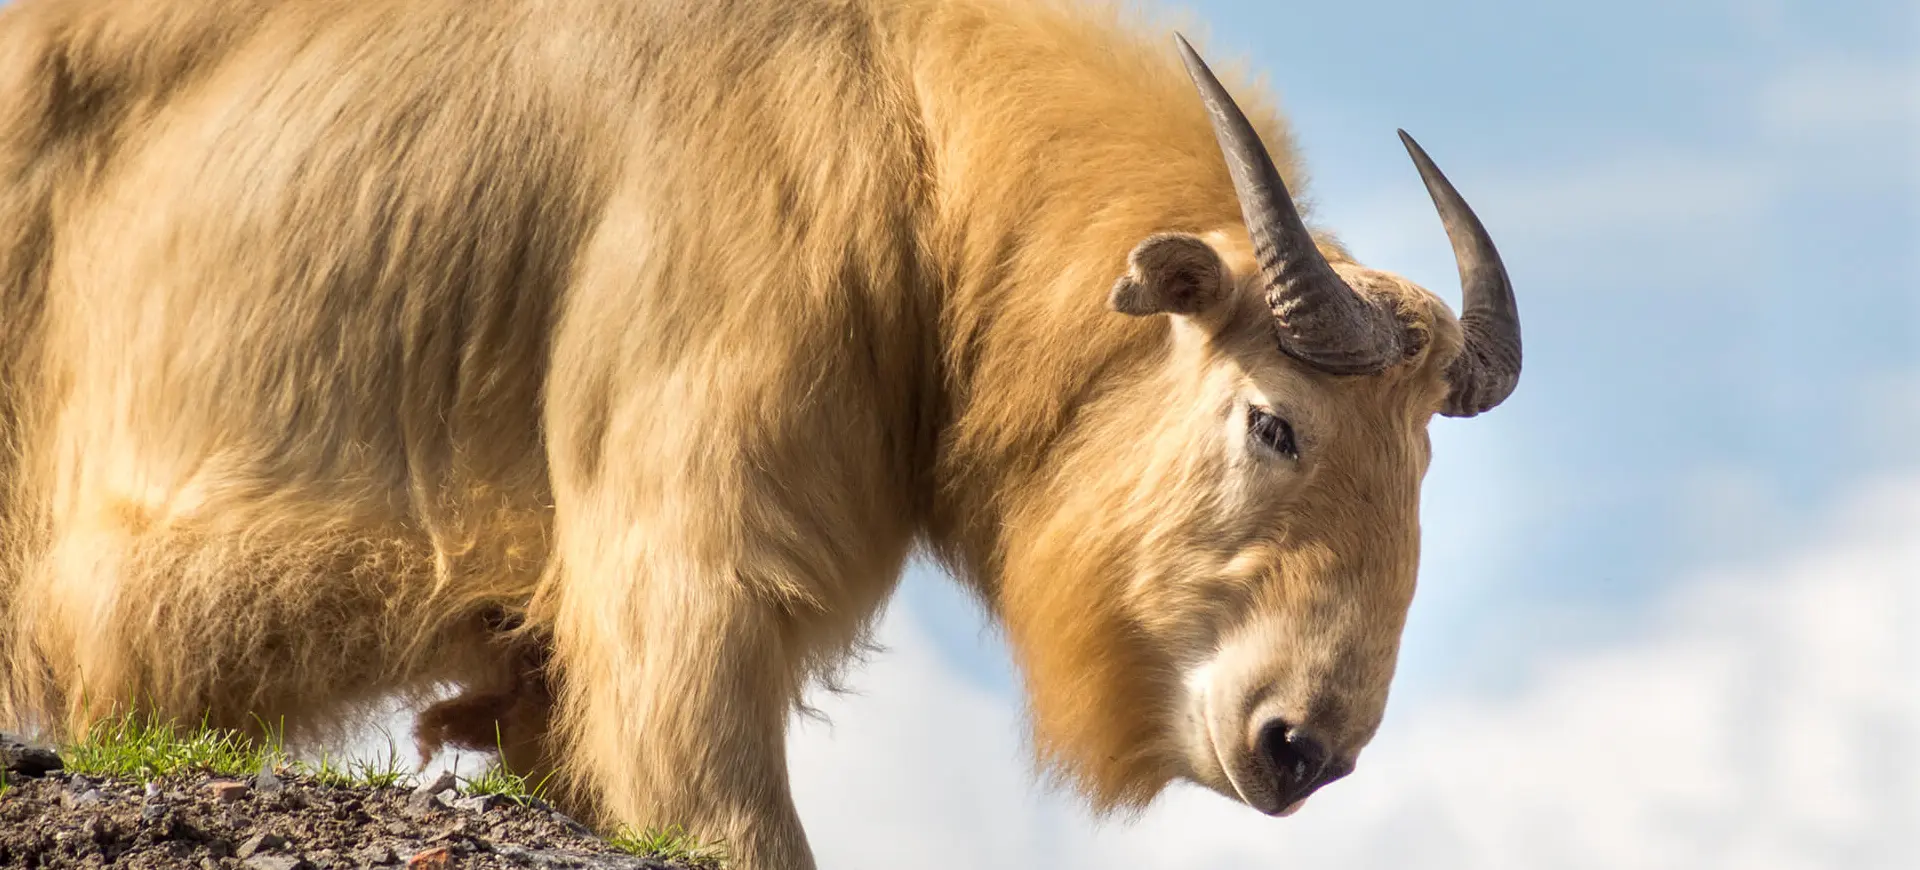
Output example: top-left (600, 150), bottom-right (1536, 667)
top-left (886, 0), bottom-right (1315, 593)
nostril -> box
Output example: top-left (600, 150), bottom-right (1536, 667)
top-left (1256, 719), bottom-right (1329, 797)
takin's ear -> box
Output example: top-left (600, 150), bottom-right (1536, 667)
top-left (1108, 233), bottom-right (1231, 318)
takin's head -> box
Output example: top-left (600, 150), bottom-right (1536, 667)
top-left (994, 37), bottom-right (1521, 820)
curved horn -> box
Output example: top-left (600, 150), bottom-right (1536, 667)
top-left (1398, 130), bottom-right (1521, 417)
top-left (1174, 34), bottom-right (1403, 375)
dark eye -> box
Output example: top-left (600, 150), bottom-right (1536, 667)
top-left (1248, 406), bottom-right (1298, 459)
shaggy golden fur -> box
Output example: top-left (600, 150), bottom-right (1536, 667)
top-left (0, 0), bottom-right (1477, 866)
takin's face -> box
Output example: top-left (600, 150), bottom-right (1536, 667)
top-left (1000, 232), bottom-right (1460, 818)
top-left (995, 37), bottom-right (1520, 821)
top-left (1118, 232), bottom-right (1454, 817)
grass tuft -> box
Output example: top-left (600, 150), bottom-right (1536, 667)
top-left (59, 712), bottom-right (422, 790)
top-left (462, 759), bottom-right (556, 807)
top-left (457, 722), bottom-right (555, 807)
top-left (302, 743), bottom-right (414, 790)
top-left (61, 712), bottom-right (286, 780)
top-left (607, 824), bottom-right (729, 870)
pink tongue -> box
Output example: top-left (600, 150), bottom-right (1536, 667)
top-left (1277, 798), bottom-right (1309, 817)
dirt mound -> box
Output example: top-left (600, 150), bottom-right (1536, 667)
top-left (1, 743), bottom-right (687, 870)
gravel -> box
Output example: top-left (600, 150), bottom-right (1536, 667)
top-left (0, 738), bottom-right (687, 870)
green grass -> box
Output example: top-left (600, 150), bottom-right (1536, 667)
top-left (607, 823), bottom-right (729, 870)
top-left (455, 721), bottom-right (557, 807)
top-left (302, 743), bottom-right (414, 790)
top-left (461, 759), bottom-right (556, 806)
top-left (57, 711), bottom-right (414, 789)
top-left (61, 712), bottom-right (288, 781)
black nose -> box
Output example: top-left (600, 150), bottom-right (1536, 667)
top-left (1256, 720), bottom-right (1350, 806)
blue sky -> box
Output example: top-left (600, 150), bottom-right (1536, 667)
top-left (789, 1), bottom-right (1917, 867)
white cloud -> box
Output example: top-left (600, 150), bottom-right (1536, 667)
top-left (788, 472), bottom-right (1920, 869)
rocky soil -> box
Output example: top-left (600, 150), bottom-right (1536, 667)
top-left (2, 735), bottom-right (689, 870)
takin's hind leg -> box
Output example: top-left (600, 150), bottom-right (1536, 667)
top-left (13, 507), bottom-right (501, 747)
top-left (413, 609), bottom-right (562, 789)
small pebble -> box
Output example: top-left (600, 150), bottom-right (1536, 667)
top-left (70, 788), bottom-right (104, 807)
top-left (254, 762), bottom-right (285, 794)
top-left (453, 793), bottom-right (502, 814)
top-left (236, 831), bottom-right (288, 859)
top-left (0, 734), bottom-right (65, 778)
top-left (412, 771), bottom-right (457, 798)
top-left (406, 788), bottom-right (451, 814)
top-left (405, 846), bottom-right (451, 870)
top-left (357, 845), bottom-right (398, 866)
top-left (210, 780), bottom-right (250, 803)
top-left (244, 855), bottom-right (308, 870)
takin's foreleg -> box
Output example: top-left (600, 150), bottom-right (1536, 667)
top-left (537, 517), bottom-right (820, 870)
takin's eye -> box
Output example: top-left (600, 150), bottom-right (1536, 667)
top-left (1247, 406), bottom-right (1299, 460)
